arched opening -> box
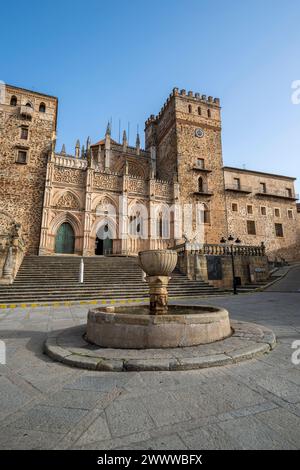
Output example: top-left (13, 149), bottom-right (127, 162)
top-left (198, 106), bottom-right (201, 115)
top-left (39, 102), bottom-right (46, 113)
top-left (55, 222), bottom-right (75, 254)
top-left (207, 109), bottom-right (211, 118)
top-left (188, 104), bottom-right (192, 113)
top-left (95, 223), bottom-right (113, 255)
top-left (198, 176), bottom-right (203, 193)
top-left (25, 102), bottom-right (32, 108)
top-left (10, 96), bottom-right (17, 106)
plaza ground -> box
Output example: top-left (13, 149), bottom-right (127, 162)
top-left (0, 266), bottom-right (299, 450)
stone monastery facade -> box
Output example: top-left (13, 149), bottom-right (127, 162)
top-left (0, 84), bottom-right (299, 262)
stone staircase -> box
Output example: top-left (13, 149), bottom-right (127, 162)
top-left (0, 255), bottom-right (222, 304)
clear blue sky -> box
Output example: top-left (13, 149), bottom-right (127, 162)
top-left (1, 0), bottom-right (300, 191)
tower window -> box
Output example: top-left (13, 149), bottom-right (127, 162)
top-left (260, 206), bottom-right (266, 216)
top-left (188, 104), bottom-right (192, 113)
top-left (196, 158), bottom-right (204, 169)
top-left (203, 205), bottom-right (210, 224)
top-left (275, 223), bottom-right (283, 237)
top-left (247, 205), bottom-right (253, 215)
top-left (247, 220), bottom-right (256, 235)
top-left (16, 150), bottom-right (28, 164)
top-left (39, 102), bottom-right (46, 113)
top-left (198, 106), bottom-right (201, 115)
top-left (288, 209), bottom-right (293, 219)
top-left (10, 95), bottom-right (17, 106)
top-left (198, 176), bottom-right (203, 192)
top-left (260, 182), bottom-right (266, 193)
top-left (274, 208), bottom-right (280, 217)
top-left (20, 127), bottom-right (29, 140)
top-left (207, 109), bottom-right (211, 118)
top-left (233, 177), bottom-right (240, 189)
top-left (286, 188), bottom-right (292, 197)
top-left (232, 203), bottom-right (238, 212)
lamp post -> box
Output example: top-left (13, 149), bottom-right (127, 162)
top-left (220, 235), bottom-right (241, 295)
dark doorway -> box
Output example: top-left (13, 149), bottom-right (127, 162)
top-left (95, 237), bottom-right (103, 255)
top-left (95, 224), bottom-right (113, 255)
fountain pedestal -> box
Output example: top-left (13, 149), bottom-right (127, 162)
top-left (147, 275), bottom-right (170, 315)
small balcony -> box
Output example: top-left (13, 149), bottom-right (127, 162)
top-left (256, 189), bottom-right (299, 201)
top-left (194, 185), bottom-right (213, 196)
top-left (192, 166), bottom-right (212, 173)
top-left (225, 184), bottom-right (252, 194)
top-left (20, 105), bottom-right (33, 119)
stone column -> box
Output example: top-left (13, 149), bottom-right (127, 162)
top-left (83, 168), bottom-right (93, 256)
top-left (39, 161), bottom-right (54, 255)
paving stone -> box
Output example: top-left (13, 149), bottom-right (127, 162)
top-left (180, 424), bottom-right (241, 450)
top-left (0, 376), bottom-right (33, 414)
top-left (72, 431), bottom-right (152, 450)
top-left (64, 373), bottom-right (131, 392)
top-left (255, 407), bottom-right (300, 448)
top-left (10, 405), bottom-right (89, 433)
top-left (140, 390), bottom-right (192, 427)
top-left (73, 413), bottom-right (111, 446)
top-left (217, 415), bottom-right (296, 449)
top-left (45, 389), bottom-right (107, 410)
top-left (0, 428), bottom-right (63, 450)
top-left (119, 433), bottom-right (188, 450)
top-left (105, 397), bottom-right (155, 437)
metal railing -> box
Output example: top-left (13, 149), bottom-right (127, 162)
top-left (225, 184), bottom-right (252, 193)
top-left (256, 189), bottom-right (298, 200)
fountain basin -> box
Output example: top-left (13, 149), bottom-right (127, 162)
top-left (86, 304), bottom-right (232, 349)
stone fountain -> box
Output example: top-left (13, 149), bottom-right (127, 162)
top-left (86, 249), bottom-right (232, 349)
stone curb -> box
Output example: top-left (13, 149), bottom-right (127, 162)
top-left (44, 321), bottom-right (276, 372)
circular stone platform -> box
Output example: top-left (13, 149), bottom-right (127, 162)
top-left (86, 305), bottom-right (231, 349)
top-left (44, 321), bottom-right (276, 372)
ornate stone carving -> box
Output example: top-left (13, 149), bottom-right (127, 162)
top-left (93, 174), bottom-right (120, 191)
top-left (54, 192), bottom-right (81, 210)
top-left (128, 178), bottom-right (147, 194)
top-left (154, 181), bottom-right (172, 198)
top-left (53, 167), bottom-right (85, 185)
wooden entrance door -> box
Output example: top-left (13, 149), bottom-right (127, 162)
top-left (55, 223), bottom-right (75, 254)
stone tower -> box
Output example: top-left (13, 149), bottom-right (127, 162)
top-left (145, 87), bottom-right (227, 243)
top-left (0, 84), bottom-right (58, 254)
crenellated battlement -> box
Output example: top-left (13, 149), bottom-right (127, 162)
top-left (145, 87), bottom-right (220, 126)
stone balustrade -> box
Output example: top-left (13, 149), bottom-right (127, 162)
top-left (53, 155), bottom-right (87, 169)
top-left (173, 242), bottom-right (266, 257)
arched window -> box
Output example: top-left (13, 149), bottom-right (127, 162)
top-left (39, 102), bottom-right (46, 113)
top-left (158, 212), bottom-right (163, 238)
top-left (10, 96), bottom-right (17, 106)
top-left (198, 106), bottom-right (201, 115)
top-left (204, 205), bottom-right (210, 224)
top-left (207, 109), bottom-right (211, 118)
top-left (198, 177), bottom-right (203, 193)
top-left (188, 104), bottom-right (192, 113)
top-left (129, 211), bottom-right (142, 236)
top-left (25, 102), bottom-right (32, 108)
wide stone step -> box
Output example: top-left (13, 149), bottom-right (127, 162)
top-left (0, 255), bottom-right (222, 303)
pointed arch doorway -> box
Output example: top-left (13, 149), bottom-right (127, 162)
top-left (95, 223), bottom-right (113, 255)
top-left (55, 223), bottom-right (75, 254)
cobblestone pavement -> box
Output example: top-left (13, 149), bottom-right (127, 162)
top-left (0, 266), bottom-right (299, 450)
